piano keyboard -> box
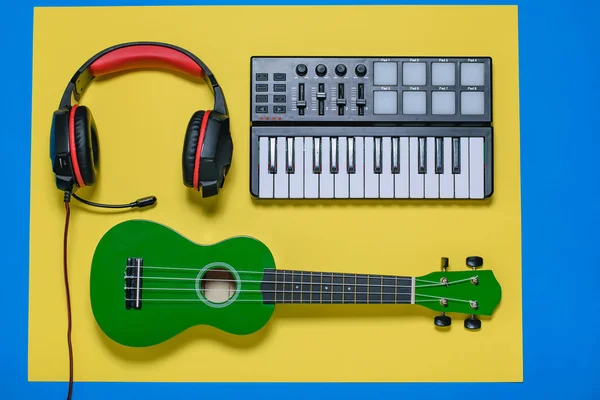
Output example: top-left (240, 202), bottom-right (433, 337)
top-left (250, 56), bottom-right (494, 200)
top-left (251, 126), bottom-right (492, 199)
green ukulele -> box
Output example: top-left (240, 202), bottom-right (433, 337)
top-left (89, 220), bottom-right (502, 347)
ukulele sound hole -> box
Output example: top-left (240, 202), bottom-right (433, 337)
top-left (200, 268), bottom-right (237, 303)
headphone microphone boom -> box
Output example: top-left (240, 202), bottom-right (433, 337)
top-left (49, 41), bottom-right (233, 207)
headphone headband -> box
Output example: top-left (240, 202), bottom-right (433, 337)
top-left (58, 41), bottom-right (228, 115)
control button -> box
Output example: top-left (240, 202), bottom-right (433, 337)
top-left (373, 90), bottom-right (398, 114)
top-left (316, 64), bottom-right (327, 76)
top-left (357, 83), bottom-right (366, 115)
top-left (274, 106), bottom-right (286, 113)
top-left (461, 91), bottom-right (484, 115)
top-left (403, 62), bottom-right (426, 86)
top-left (374, 62), bottom-right (398, 86)
top-left (273, 95), bottom-right (286, 102)
top-left (256, 84), bottom-right (268, 92)
top-left (273, 84), bottom-right (286, 92)
top-left (432, 91), bottom-right (455, 114)
top-left (297, 83), bottom-right (306, 115)
top-left (432, 62), bottom-right (455, 86)
top-left (256, 105), bottom-right (268, 113)
top-left (461, 62), bottom-right (485, 86)
top-left (255, 95), bottom-right (268, 102)
top-left (335, 64), bottom-right (347, 76)
top-left (403, 91), bottom-right (427, 114)
top-left (255, 73), bottom-right (268, 81)
top-left (317, 83), bottom-right (326, 115)
top-left (296, 64), bottom-right (308, 76)
top-left (355, 64), bottom-right (367, 77)
top-left (274, 73), bottom-right (286, 81)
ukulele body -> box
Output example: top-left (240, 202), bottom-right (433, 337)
top-left (90, 219), bottom-right (276, 347)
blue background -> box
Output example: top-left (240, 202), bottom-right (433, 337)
top-left (1, 0), bottom-right (598, 398)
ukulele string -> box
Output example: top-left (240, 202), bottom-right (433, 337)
top-left (124, 286), bottom-right (476, 304)
top-left (122, 297), bottom-right (469, 304)
top-left (125, 286), bottom-right (473, 301)
top-left (140, 265), bottom-right (459, 286)
top-left (124, 274), bottom-right (477, 289)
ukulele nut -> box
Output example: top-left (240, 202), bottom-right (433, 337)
top-left (469, 300), bottom-right (478, 310)
top-left (440, 298), bottom-right (448, 307)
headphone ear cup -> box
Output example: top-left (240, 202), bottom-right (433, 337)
top-left (182, 110), bottom-right (205, 189)
top-left (70, 105), bottom-right (99, 187)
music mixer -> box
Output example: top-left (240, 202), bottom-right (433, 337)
top-left (249, 57), bottom-right (493, 200)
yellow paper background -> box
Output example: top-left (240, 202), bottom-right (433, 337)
top-left (28, 5), bottom-right (522, 382)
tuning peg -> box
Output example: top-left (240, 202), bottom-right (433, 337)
top-left (466, 256), bottom-right (483, 269)
top-left (441, 257), bottom-right (449, 271)
top-left (464, 315), bottom-right (481, 330)
top-left (434, 313), bottom-right (451, 327)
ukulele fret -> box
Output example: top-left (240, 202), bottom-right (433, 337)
top-left (311, 272), bottom-right (322, 303)
top-left (301, 271), bottom-right (311, 303)
top-left (322, 273), bottom-right (332, 303)
top-left (332, 273), bottom-right (344, 303)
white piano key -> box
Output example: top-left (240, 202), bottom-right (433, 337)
top-left (364, 137), bottom-right (379, 198)
top-left (454, 137), bottom-right (469, 198)
top-left (274, 137), bottom-right (288, 198)
top-left (425, 137), bottom-right (439, 198)
top-left (469, 137), bottom-right (484, 199)
top-left (320, 137), bottom-right (334, 198)
top-left (335, 137), bottom-right (349, 198)
top-left (380, 137), bottom-right (394, 198)
top-left (304, 137), bottom-right (319, 198)
top-left (349, 137), bottom-right (364, 198)
top-left (394, 137), bottom-right (409, 198)
top-left (289, 137), bottom-right (304, 198)
top-left (258, 137), bottom-right (273, 198)
top-left (409, 137), bottom-right (424, 198)
top-left (440, 137), bottom-right (454, 198)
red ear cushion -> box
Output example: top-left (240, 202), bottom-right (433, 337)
top-left (70, 105), bottom-right (99, 187)
top-left (182, 110), bottom-right (205, 188)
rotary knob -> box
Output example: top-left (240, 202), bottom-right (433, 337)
top-left (315, 64), bottom-right (327, 76)
top-left (295, 63), bottom-right (308, 76)
top-left (335, 64), bottom-right (347, 76)
top-left (355, 64), bottom-right (367, 77)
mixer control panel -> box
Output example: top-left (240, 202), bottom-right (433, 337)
top-left (250, 56), bottom-right (492, 123)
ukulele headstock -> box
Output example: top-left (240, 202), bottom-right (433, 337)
top-left (415, 256), bottom-right (501, 331)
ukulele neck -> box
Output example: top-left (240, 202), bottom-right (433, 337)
top-left (260, 269), bottom-right (414, 305)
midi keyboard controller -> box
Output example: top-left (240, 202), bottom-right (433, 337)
top-left (249, 56), bottom-right (493, 200)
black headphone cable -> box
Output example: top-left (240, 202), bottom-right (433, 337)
top-left (62, 191), bottom-right (74, 400)
top-left (61, 190), bottom-right (156, 399)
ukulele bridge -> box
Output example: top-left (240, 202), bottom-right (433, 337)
top-left (125, 257), bottom-right (144, 310)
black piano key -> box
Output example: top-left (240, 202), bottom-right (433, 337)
top-left (452, 138), bottom-right (461, 174)
top-left (391, 137), bottom-right (400, 173)
top-left (374, 137), bottom-right (382, 174)
top-left (286, 137), bottom-right (295, 173)
top-left (268, 137), bottom-right (277, 174)
top-left (435, 137), bottom-right (443, 174)
top-left (347, 137), bottom-right (356, 174)
top-left (313, 137), bottom-right (321, 173)
top-left (418, 137), bottom-right (426, 174)
top-left (331, 137), bottom-right (339, 173)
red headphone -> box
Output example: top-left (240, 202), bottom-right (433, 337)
top-left (50, 41), bottom-right (233, 205)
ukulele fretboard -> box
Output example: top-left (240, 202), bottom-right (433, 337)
top-left (260, 269), bottom-right (414, 304)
